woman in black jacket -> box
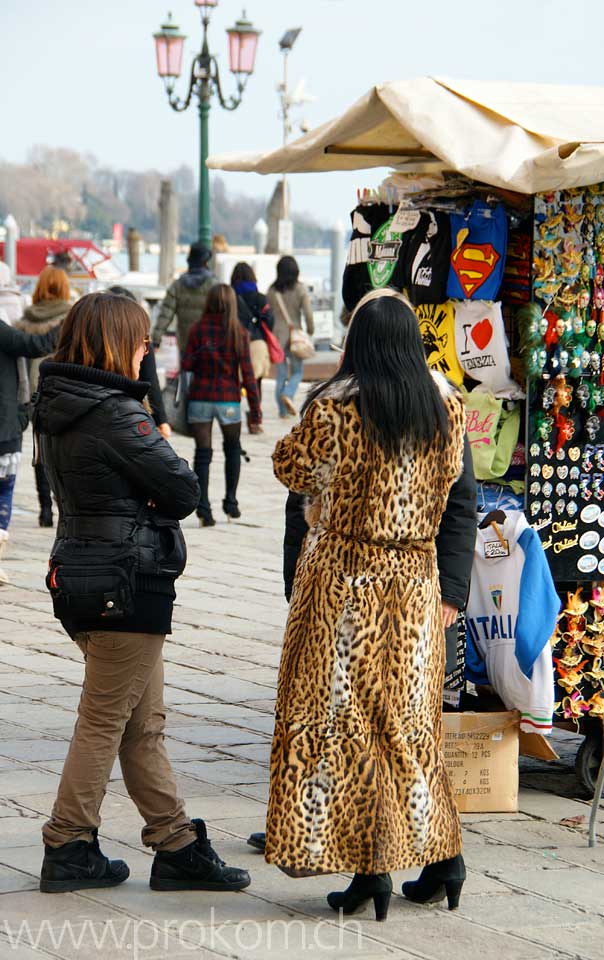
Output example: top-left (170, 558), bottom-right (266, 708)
top-left (0, 319), bottom-right (59, 583)
top-left (231, 262), bottom-right (274, 434)
top-left (33, 292), bottom-right (250, 896)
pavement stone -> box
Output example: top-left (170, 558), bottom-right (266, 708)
top-left (0, 404), bottom-right (601, 959)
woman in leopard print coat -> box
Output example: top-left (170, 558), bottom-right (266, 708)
top-left (266, 289), bottom-right (468, 919)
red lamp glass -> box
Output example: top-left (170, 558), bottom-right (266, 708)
top-left (227, 12), bottom-right (261, 76)
top-left (194, 0), bottom-right (218, 7)
top-left (153, 13), bottom-right (187, 79)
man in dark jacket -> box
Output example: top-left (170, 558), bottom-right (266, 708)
top-left (248, 436), bottom-right (477, 853)
top-left (152, 243), bottom-right (216, 354)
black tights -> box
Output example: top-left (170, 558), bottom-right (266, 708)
top-left (190, 421), bottom-right (241, 449)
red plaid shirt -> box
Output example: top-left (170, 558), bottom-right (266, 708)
top-left (181, 314), bottom-right (260, 421)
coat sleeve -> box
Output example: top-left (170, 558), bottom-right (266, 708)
top-left (240, 332), bottom-right (260, 421)
top-left (300, 286), bottom-right (314, 336)
top-left (435, 435), bottom-right (477, 609)
top-left (140, 348), bottom-right (167, 426)
top-left (0, 319), bottom-right (58, 359)
top-left (273, 400), bottom-right (338, 495)
top-left (180, 324), bottom-right (199, 373)
top-left (284, 491), bottom-right (308, 601)
top-left (100, 398), bottom-right (199, 519)
top-left (152, 281), bottom-right (178, 346)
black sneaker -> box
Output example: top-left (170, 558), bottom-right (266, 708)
top-left (150, 818), bottom-right (251, 892)
top-left (247, 832), bottom-right (266, 852)
top-left (40, 829), bottom-right (129, 893)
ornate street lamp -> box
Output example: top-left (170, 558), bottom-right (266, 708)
top-left (153, 3), bottom-right (261, 247)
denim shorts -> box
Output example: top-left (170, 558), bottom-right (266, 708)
top-left (187, 401), bottom-right (241, 425)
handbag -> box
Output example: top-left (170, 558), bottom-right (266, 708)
top-left (289, 327), bottom-right (315, 360)
top-left (275, 291), bottom-right (315, 360)
top-left (261, 321), bottom-right (285, 364)
top-left (163, 372), bottom-right (193, 436)
top-left (46, 541), bottom-right (138, 621)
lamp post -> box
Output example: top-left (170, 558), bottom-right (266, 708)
top-left (153, 3), bottom-right (261, 248)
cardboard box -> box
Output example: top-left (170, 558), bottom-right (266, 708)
top-left (443, 711), bottom-right (519, 813)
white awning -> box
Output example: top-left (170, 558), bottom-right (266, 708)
top-left (208, 76), bottom-right (604, 193)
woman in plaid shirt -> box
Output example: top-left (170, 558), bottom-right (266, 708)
top-left (182, 285), bottom-right (260, 526)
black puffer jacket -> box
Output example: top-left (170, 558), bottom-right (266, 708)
top-left (33, 361), bottom-right (200, 637)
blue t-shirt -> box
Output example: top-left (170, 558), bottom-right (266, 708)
top-left (447, 201), bottom-right (508, 301)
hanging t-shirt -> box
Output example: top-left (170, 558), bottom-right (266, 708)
top-left (447, 201), bottom-right (508, 301)
top-left (465, 511), bottom-right (559, 734)
top-left (415, 303), bottom-right (464, 386)
top-left (462, 387), bottom-right (521, 480)
top-left (342, 204), bottom-right (411, 311)
top-left (403, 210), bottom-right (451, 306)
top-left (454, 301), bottom-right (520, 397)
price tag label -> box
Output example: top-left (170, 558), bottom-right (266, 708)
top-left (389, 206), bottom-right (421, 234)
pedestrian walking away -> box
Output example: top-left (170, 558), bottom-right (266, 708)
top-left (107, 285), bottom-right (173, 440)
top-left (267, 255), bottom-right (314, 418)
top-left (14, 265), bottom-right (72, 527)
top-left (182, 283), bottom-right (261, 526)
top-left (265, 289), bottom-right (472, 921)
top-left (152, 242), bottom-right (216, 354)
top-left (0, 312), bottom-right (59, 584)
top-left (231, 261), bottom-right (274, 434)
top-left (33, 292), bottom-right (250, 895)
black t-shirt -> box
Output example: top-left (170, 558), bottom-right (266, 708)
top-left (342, 204), bottom-right (410, 311)
top-left (403, 210), bottom-right (451, 306)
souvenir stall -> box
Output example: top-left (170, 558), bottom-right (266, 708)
top-left (208, 77), bottom-right (604, 820)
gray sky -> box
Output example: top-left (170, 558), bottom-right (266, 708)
top-left (0, 0), bottom-right (594, 226)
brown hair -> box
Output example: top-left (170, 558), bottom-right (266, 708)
top-left (230, 261), bottom-right (256, 287)
top-left (54, 292), bottom-right (149, 378)
top-left (205, 283), bottom-right (243, 355)
top-left (33, 266), bottom-right (70, 304)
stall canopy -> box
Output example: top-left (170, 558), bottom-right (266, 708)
top-left (208, 76), bottom-right (604, 194)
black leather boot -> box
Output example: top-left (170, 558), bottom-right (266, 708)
top-left (150, 819), bottom-right (250, 892)
top-left (222, 440), bottom-right (241, 519)
top-left (327, 872), bottom-right (392, 921)
top-left (35, 463), bottom-right (53, 527)
top-left (401, 853), bottom-right (466, 910)
top-left (40, 829), bottom-right (129, 893)
top-left (193, 448), bottom-right (215, 526)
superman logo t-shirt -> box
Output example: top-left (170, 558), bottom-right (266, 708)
top-left (447, 201), bottom-right (508, 301)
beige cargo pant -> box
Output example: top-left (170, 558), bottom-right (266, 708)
top-left (43, 631), bottom-right (195, 852)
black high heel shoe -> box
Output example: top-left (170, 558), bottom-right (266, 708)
top-left (401, 854), bottom-right (466, 910)
top-left (222, 499), bottom-right (241, 520)
top-left (327, 872), bottom-right (392, 921)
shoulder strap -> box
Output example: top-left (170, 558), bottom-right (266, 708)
top-left (275, 290), bottom-right (293, 327)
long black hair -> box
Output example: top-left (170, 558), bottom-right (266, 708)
top-left (273, 255), bottom-right (299, 292)
top-left (303, 290), bottom-right (450, 458)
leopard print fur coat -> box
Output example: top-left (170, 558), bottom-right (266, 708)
top-left (266, 374), bottom-right (466, 876)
